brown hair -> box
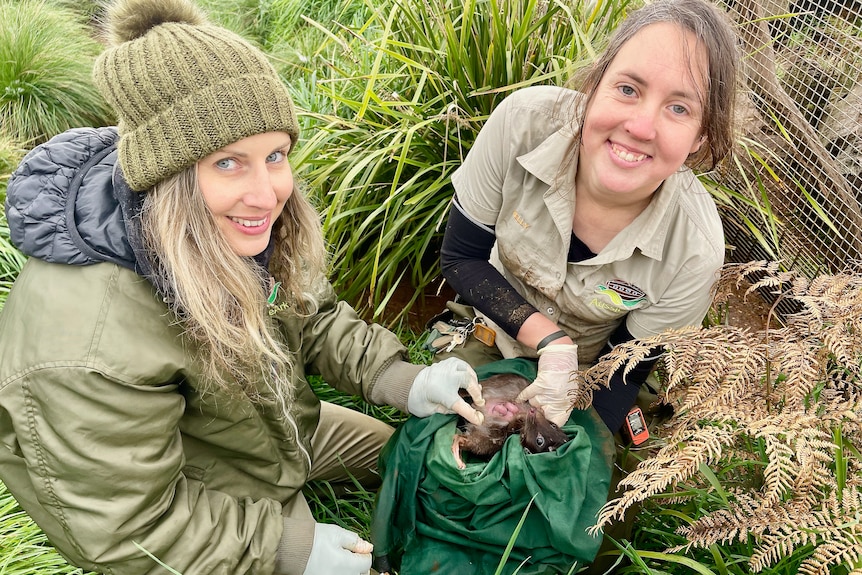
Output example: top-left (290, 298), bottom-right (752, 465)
top-left (574, 0), bottom-right (739, 170)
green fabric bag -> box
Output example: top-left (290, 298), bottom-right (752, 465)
top-left (371, 358), bottom-right (615, 575)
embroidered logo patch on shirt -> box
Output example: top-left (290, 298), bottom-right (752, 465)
top-left (512, 210), bottom-right (530, 229)
top-left (594, 279), bottom-right (646, 310)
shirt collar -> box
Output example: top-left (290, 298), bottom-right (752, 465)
top-left (515, 124), bottom-right (691, 264)
top-left (597, 172), bottom-right (695, 263)
top-left (516, 123), bottom-right (579, 186)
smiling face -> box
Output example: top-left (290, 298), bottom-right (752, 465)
top-left (576, 22), bottom-right (708, 207)
top-left (197, 131), bottom-right (294, 257)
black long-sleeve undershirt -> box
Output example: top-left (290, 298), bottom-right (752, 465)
top-left (440, 195), bottom-right (659, 433)
top-left (440, 197), bottom-right (536, 338)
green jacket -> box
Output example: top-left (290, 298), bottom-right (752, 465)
top-left (0, 128), bottom-right (421, 574)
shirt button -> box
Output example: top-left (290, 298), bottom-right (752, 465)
top-left (547, 307), bottom-right (555, 315)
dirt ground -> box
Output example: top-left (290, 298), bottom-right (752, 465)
top-left (379, 280), bottom-right (456, 332)
top-left (718, 281), bottom-right (779, 332)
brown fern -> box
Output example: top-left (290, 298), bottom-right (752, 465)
top-left (586, 261), bottom-right (862, 572)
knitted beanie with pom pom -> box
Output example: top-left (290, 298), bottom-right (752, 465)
top-left (92, 0), bottom-right (299, 191)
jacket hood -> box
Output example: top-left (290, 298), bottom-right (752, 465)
top-left (5, 127), bottom-right (138, 270)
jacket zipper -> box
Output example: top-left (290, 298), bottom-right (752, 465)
top-left (270, 363), bottom-right (312, 471)
top-left (287, 412), bottom-right (312, 470)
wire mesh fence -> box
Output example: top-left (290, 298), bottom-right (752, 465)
top-left (716, 0), bottom-right (862, 279)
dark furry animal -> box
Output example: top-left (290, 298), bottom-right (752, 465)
top-left (451, 373), bottom-right (569, 469)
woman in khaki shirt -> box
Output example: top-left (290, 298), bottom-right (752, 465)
top-left (441, 0), bottom-right (739, 435)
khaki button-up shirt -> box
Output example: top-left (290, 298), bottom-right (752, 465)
top-left (451, 85), bottom-right (724, 363)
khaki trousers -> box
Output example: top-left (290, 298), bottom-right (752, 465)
top-left (282, 400), bottom-right (394, 518)
top-left (282, 402), bottom-right (393, 575)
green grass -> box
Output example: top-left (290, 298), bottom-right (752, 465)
top-left (0, 0), bottom-right (113, 145)
top-left (0, 135), bottom-right (26, 308)
top-left (0, 482), bottom-right (93, 574)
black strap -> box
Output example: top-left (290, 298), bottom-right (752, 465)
top-left (536, 330), bottom-right (568, 351)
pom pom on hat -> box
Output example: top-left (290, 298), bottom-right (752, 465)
top-left (104, 0), bottom-right (207, 44)
top-left (93, 0), bottom-right (299, 191)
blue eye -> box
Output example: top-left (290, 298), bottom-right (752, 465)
top-left (670, 104), bottom-right (688, 115)
top-left (216, 158), bottom-right (236, 170)
top-left (619, 85), bottom-right (636, 96)
top-left (267, 150), bottom-right (286, 163)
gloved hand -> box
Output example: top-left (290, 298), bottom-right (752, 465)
top-left (302, 523), bottom-right (373, 575)
top-left (515, 343), bottom-right (579, 427)
top-left (408, 357), bottom-right (486, 426)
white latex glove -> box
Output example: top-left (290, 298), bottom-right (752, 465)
top-left (302, 523), bottom-right (373, 575)
top-left (515, 343), bottom-right (579, 427)
top-left (408, 357), bottom-right (486, 426)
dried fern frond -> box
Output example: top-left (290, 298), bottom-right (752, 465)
top-left (754, 487), bottom-right (862, 574)
top-left (591, 262), bottom-right (862, 573)
top-left (672, 493), bottom-right (797, 550)
top-left (766, 332), bottom-right (824, 409)
top-left (578, 333), bottom-right (666, 407)
top-left (737, 260), bottom-right (796, 295)
top-left (590, 423), bottom-right (736, 531)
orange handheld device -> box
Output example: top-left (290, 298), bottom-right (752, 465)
top-left (623, 406), bottom-right (650, 446)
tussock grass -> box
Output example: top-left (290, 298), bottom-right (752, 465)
top-left (0, 133), bottom-right (26, 308)
top-left (0, 0), bottom-right (113, 145)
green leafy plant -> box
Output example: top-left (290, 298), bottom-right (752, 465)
top-left (0, 0), bottom-right (113, 145)
top-left (702, 136), bottom-right (786, 263)
top-left (0, 215), bottom-right (26, 310)
top-left (44, 0), bottom-right (104, 24)
top-left (193, 0), bottom-right (267, 43)
top-left (195, 0), bottom-right (371, 83)
top-left (262, 0), bottom-right (371, 66)
top-left (292, 0), bottom-right (630, 323)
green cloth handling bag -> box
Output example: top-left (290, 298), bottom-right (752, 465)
top-left (371, 358), bottom-right (615, 575)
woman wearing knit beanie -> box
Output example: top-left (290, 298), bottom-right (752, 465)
top-left (0, 0), bottom-right (485, 573)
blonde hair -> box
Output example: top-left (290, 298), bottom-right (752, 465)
top-left (140, 165), bottom-right (327, 414)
